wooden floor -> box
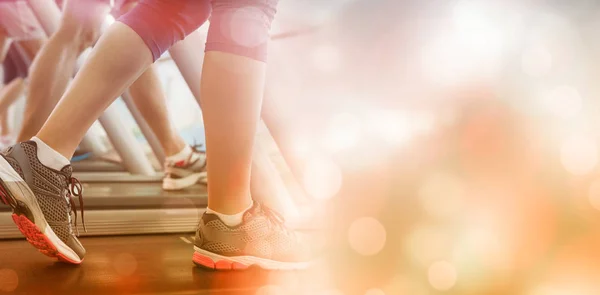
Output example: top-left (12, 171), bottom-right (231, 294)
top-left (0, 234), bottom-right (313, 295)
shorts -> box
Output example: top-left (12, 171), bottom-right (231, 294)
top-left (118, 0), bottom-right (278, 62)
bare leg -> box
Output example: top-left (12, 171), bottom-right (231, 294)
top-left (0, 109), bottom-right (9, 136)
top-left (127, 65), bottom-right (186, 156)
top-left (37, 22), bottom-right (153, 157)
top-left (0, 39), bottom-right (43, 117)
top-left (17, 0), bottom-right (109, 141)
top-left (0, 77), bottom-right (25, 115)
top-left (113, 1), bottom-right (187, 157)
top-left (13, 39), bottom-right (45, 63)
top-left (0, 28), bottom-right (10, 62)
top-left (202, 52), bottom-right (265, 214)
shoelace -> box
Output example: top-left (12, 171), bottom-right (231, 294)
top-left (190, 142), bottom-right (204, 154)
top-left (67, 177), bottom-right (86, 236)
top-left (259, 202), bottom-right (287, 231)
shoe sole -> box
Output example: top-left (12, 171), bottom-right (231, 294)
top-left (162, 172), bottom-right (207, 191)
top-left (0, 156), bottom-right (82, 264)
top-left (192, 247), bottom-right (310, 271)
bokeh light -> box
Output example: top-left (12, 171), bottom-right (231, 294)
top-left (405, 225), bottom-right (453, 267)
top-left (521, 44), bottom-right (553, 77)
top-left (384, 275), bottom-right (429, 295)
top-left (366, 109), bottom-right (413, 146)
top-left (311, 44), bottom-right (342, 73)
top-left (347, 217), bottom-right (387, 256)
top-left (302, 156), bottom-right (343, 200)
top-left (560, 133), bottom-right (598, 176)
top-left (418, 173), bottom-right (466, 219)
top-left (428, 261), bottom-right (458, 291)
top-left (0, 269), bottom-right (18, 293)
top-left (322, 112), bottom-right (362, 152)
top-left (451, 0), bottom-right (506, 63)
top-left (540, 86), bottom-right (583, 120)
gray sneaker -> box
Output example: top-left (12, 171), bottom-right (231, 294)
top-left (0, 141), bottom-right (86, 264)
top-left (193, 202), bottom-right (311, 270)
top-left (162, 146), bottom-right (207, 190)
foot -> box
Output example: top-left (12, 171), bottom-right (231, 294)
top-left (0, 141), bottom-right (86, 264)
top-left (193, 202), bottom-right (312, 270)
top-left (162, 146), bottom-right (207, 191)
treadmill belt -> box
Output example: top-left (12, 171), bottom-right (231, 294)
top-left (0, 234), bottom-right (317, 295)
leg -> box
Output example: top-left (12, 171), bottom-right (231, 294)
top-left (13, 39), bottom-right (45, 63)
top-left (128, 65), bottom-right (186, 156)
top-left (0, 109), bottom-right (9, 136)
top-left (36, 22), bottom-right (152, 156)
top-left (201, 0), bottom-right (276, 214)
top-left (37, 0), bottom-right (211, 158)
top-left (0, 17), bottom-right (153, 266)
top-left (0, 38), bottom-right (26, 138)
top-left (114, 1), bottom-right (186, 157)
top-left (16, 0), bottom-right (110, 141)
top-left (0, 27), bottom-right (10, 62)
top-left (193, 0), bottom-right (311, 269)
top-left (201, 53), bottom-right (265, 213)
top-left (0, 77), bottom-right (25, 116)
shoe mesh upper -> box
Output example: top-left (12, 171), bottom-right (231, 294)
top-left (13, 143), bottom-right (74, 243)
top-left (197, 203), bottom-right (308, 262)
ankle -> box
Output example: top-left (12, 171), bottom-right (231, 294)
top-left (206, 200), bottom-right (254, 227)
top-left (163, 139), bottom-right (187, 157)
top-left (31, 137), bottom-right (70, 170)
top-left (208, 197), bottom-right (253, 215)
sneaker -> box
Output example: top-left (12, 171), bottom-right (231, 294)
top-left (193, 202), bottom-right (312, 270)
top-left (162, 146), bottom-right (207, 191)
top-left (0, 141), bottom-right (86, 264)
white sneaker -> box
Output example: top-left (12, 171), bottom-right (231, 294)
top-left (162, 147), bottom-right (207, 190)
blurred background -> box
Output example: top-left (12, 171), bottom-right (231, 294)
top-left (252, 0), bottom-right (600, 295)
top-left (6, 0), bottom-right (600, 294)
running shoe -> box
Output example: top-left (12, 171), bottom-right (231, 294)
top-left (162, 146), bottom-right (207, 190)
top-left (0, 141), bottom-right (86, 264)
top-left (193, 202), bottom-right (312, 270)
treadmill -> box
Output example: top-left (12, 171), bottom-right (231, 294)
top-left (0, 1), bottom-right (326, 294)
top-left (0, 0), bottom-right (314, 239)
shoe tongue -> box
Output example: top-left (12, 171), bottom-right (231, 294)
top-left (242, 202), bottom-right (260, 222)
top-left (61, 165), bottom-right (73, 176)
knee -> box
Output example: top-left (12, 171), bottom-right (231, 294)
top-left (206, 0), bottom-right (279, 62)
top-left (54, 17), bottom-right (99, 52)
top-left (55, 3), bottom-right (109, 51)
top-left (118, 0), bottom-right (211, 62)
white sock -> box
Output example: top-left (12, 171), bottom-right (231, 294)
top-left (31, 137), bottom-right (70, 170)
top-left (206, 201), bottom-right (254, 227)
